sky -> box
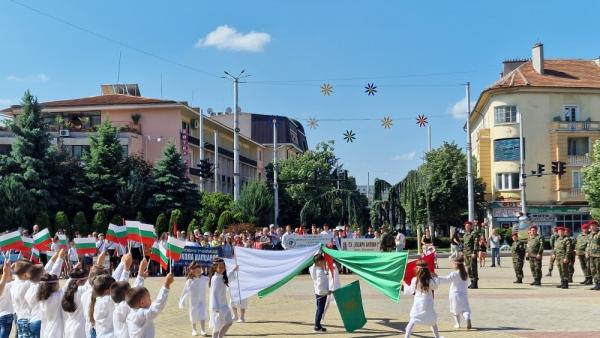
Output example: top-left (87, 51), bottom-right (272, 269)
top-left (2, 0), bottom-right (600, 185)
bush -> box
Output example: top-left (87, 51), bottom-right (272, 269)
top-left (218, 210), bottom-right (236, 231)
top-left (202, 212), bottom-right (216, 234)
top-left (155, 213), bottom-right (168, 236)
top-left (73, 211), bottom-right (89, 236)
top-left (110, 214), bottom-right (122, 226)
top-left (187, 218), bottom-right (199, 234)
top-left (92, 211), bottom-right (107, 234)
top-left (34, 211), bottom-right (51, 232)
top-left (169, 209), bottom-right (182, 235)
top-left (54, 211), bottom-right (70, 236)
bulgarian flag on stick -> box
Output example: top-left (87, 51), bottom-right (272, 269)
top-left (106, 224), bottom-right (127, 246)
top-left (0, 231), bottom-right (24, 252)
top-left (126, 221), bottom-right (142, 243)
top-left (166, 236), bottom-right (185, 262)
top-left (33, 228), bottom-right (52, 251)
top-left (31, 248), bottom-right (40, 264)
top-left (58, 234), bottom-right (68, 251)
top-left (139, 223), bottom-right (157, 247)
top-left (149, 242), bottom-right (169, 270)
top-left (21, 236), bottom-right (33, 256)
top-left (74, 237), bottom-right (97, 255)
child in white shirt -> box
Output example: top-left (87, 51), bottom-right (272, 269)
top-left (309, 254), bottom-right (331, 333)
top-left (126, 273), bottom-right (174, 338)
top-left (0, 261), bottom-right (14, 338)
top-left (179, 261), bottom-right (209, 336)
top-left (209, 258), bottom-right (234, 338)
top-left (10, 258), bottom-right (33, 337)
top-left (112, 259), bottom-right (147, 338)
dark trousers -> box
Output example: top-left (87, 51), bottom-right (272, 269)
top-left (315, 294), bottom-right (327, 329)
top-left (0, 314), bottom-right (12, 338)
top-left (16, 318), bottom-right (31, 338)
top-left (28, 320), bottom-right (40, 338)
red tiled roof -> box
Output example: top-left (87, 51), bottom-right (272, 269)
top-left (40, 94), bottom-right (177, 107)
top-left (490, 59), bottom-right (600, 89)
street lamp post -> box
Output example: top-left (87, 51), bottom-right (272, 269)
top-left (273, 118), bottom-right (279, 227)
top-left (466, 82), bottom-right (475, 222)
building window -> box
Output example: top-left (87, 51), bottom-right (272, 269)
top-left (496, 172), bottom-right (520, 190)
top-left (494, 138), bottom-right (523, 161)
top-left (556, 214), bottom-right (591, 234)
top-left (68, 145), bottom-right (90, 159)
top-left (494, 105), bottom-right (517, 124)
top-left (564, 105), bottom-right (578, 122)
top-left (121, 145), bottom-right (128, 158)
top-left (0, 145), bottom-right (11, 155)
top-left (568, 137), bottom-right (589, 156)
top-left (573, 171), bottom-right (582, 190)
top-left (258, 150), bottom-right (262, 161)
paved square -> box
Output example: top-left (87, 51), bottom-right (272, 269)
top-left (151, 256), bottom-right (600, 337)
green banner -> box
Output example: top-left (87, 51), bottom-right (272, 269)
top-left (322, 246), bottom-right (408, 302)
top-left (334, 281), bottom-right (367, 332)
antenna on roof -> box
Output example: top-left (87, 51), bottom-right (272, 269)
top-left (117, 50), bottom-right (122, 84)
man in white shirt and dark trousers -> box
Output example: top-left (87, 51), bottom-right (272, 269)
top-left (309, 254), bottom-right (332, 333)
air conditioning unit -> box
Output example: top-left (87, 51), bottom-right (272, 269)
top-left (192, 119), bottom-right (200, 129)
top-left (59, 129), bottom-right (70, 137)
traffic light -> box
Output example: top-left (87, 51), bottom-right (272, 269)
top-left (558, 161), bottom-right (566, 178)
top-left (551, 161), bottom-right (559, 175)
top-left (536, 163), bottom-right (545, 177)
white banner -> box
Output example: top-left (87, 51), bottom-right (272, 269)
top-left (341, 238), bottom-right (381, 251)
top-left (282, 234), bottom-right (332, 249)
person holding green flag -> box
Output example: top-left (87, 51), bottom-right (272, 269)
top-left (309, 254), bottom-right (332, 333)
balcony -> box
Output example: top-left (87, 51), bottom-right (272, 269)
top-left (48, 121), bottom-right (141, 134)
top-left (568, 155), bottom-right (591, 166)
top-left (552, 121), bottom-right (600, 131)
top-left (559, 188), bottom-right (586, 202)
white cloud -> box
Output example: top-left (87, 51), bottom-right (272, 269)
top-left (196, 25), bottom-right (271, 52)
top-left (450, 96), bottom-right (471, 119)
top-left (391, 151), bottom-right (417, 161)
top-left (6, 73), bottom-right (49, 83)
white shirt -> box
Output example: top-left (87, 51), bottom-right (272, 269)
top-left (395, 233), bottom-right (406, 250)
top-left (62, 285), bottom-right (86, 338)
top-left (69, 247), bottom-right (79, 261)
top-left (24, 257), bottom-right (63, 322)
top-left (94, 295), bottom-right (115, 338)
top-left (126, 287), bottom-right (170, 338)
top-left (10, 277), bottom-right (31, 319)
top-left (490, 235), bottom-right (501, 249)
top-left (39, 289), bottom-right (64, 338)
top-left (309, 265), bottom-right (330, 296)
top-left (209, 274), bottom-right (229, 313)
top-left (113, 276), bottom-right (144, 338)
top-left (0, 282), bottom-right (13, 317)
top-left (179, 276), bottom-right (209, 322)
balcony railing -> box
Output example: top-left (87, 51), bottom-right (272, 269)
top-left (552, 121), bottom-right (600, 131)
top-left (568, 155), bottom-right (591, 166)
top-left (559, 188), bottom-right (585, 201)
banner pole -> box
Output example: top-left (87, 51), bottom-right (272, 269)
top-left (233, 246), bottom-right (242, 304)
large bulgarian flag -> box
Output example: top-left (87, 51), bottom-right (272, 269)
top-left (149, 242), bottom-right (169, 270)
top-left (165, 236), bottom-right (185, 261)
top-left (74, 237), bottom-right (97, 255)
top-left (0, 231), bottom-right (24, 252)
top-left (106, 224), bottom-right (127, 245)
top-left (126, 221), bottom-right (142, 243)
top-left (33, 228), bottom-right (52, 251)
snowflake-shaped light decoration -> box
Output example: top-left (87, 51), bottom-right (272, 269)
top-left (343, 130), bottom-right (356, 143)
top-left (320, 83), bottom-right (333, 96)
top-left (416, 114), bottom-right (428, 127)
top-left (307, 117), bottom-right (319, 129)
top-left (381, 116), bottom-right (393, 129)
top-left (364, 83), bottom-right (377, 96)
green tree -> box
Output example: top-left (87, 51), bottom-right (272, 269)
top-left (110, 214), bottom-right (122, 226)
top-left (196, 192), bottom-right (234, 231)
top-left (54, 211), bottom-right (70, 236)
top-left (136, 211), bottom-right (144, 222)
top-left (92, 211), bottom-right (107, 234)
top-left (202, 212), bottom-right (217, 233)
top-left (73, 211), bottom-right (89, 235)
top-left (187, 218), bottom-right (199, 234)
top-left (236, 181), bottom-right (273, 226)
top-left (150, 143), bottom-right (198, 218)
top-left (34, 211), bottom-right (51, 230)
top-left (218, 210), bottom-right (236, 231)
top-left (169, 209), bottom-right (182, 235)
top-left (0, 176), bottom-right (35, 230)
top-left (82, 120), bottom-right (125, 215)
top-left (155, 213), bottom-right (168, 236)
top-left (583, 140), bottom-right (600, 219)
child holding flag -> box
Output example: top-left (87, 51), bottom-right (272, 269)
top-left (179, 261), bottom-right (209, 336)
top-left (401, 260), bottom-right (442, 338)
top-left (126, 272), bottom-right (174, 338)
top-left (437, 257), bottom-right (472, 330)
top-left (209, 258), bottom-right (234, 338)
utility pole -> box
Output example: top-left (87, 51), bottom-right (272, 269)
top-left (223, 70), bottom-right (250, 201)
top-left (273, 118), bottom-right (279, 227)
top-left (198, 109), bottom-right (205, 192)
top-left (466, 82), bottom-right (475, 222)
top-left (518, 110), bottom-right (527, 214)
top-left (214, 129), bottom-right (219, 193)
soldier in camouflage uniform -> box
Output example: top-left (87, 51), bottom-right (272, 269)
top-left (546, 227), bottom-right (559, 277)
top-left (511, 232), bottom-right (526, 283)
top-left (525, 225), bottom-right (544, 286)
top-left (553, 227), bottom-right (573, 289)
top-left (588, 221), bottom-right (600, 290)
top-left (565, 227), bottom-right (576, 283)
top-left (462, 221), bottom-right (479, 289)
top-left (577, 222), bottom-right (592, 285)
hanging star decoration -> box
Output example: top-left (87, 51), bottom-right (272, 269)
top-left (364, 83), bottom-right (377, 96)
top-left (381, 116), bottom-right (393, 129)
top-left (343, 130), bottom-right (356, 143)
top-left (320, 83), bottom-right (333, 96)
top-left (307, 117), bottom-right (319, 129)
top-left (416, 114), bottom-right (429, 127)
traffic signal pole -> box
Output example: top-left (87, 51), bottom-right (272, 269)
top-left (518, 110), bottom-right (527, 215)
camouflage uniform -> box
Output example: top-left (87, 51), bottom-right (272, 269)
top-left (589, 230), bottom-right (600, 290)
top-left (566, 233), bottom-right (576, 283)
top-left (511, 237), bottom-right (526, 283)
top-left (462, 230), bottom-right (479, 287)
top-left (576, 231), bottom-right (592, 284)
top-left (526, 233), bottom-right (545, 285)
top-left (554, 234), bottom-right (573, 288)
top-left (547, 232), bottom-right (559, 276)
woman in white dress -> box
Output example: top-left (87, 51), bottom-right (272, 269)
top-left (179, 261), bottom-right (209, 336)
top-left (209, 258), bottom-right (234, 338)
top-left (437, 257), bottom-right (472, 329)
top-left (401, 260), bottom-right (443, 338)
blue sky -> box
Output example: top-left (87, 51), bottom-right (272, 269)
top-left (2, 0), bottom-right (600, 185)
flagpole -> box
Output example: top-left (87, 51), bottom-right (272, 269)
top-left (169, 258), bottom-right (172, 274)
top-left (233, 246), bottom-right (242, 305)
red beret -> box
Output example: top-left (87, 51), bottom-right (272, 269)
top-left (511, 232), bottom-right (518, 236)
top-left (464, 221), bottom-right (473, 226)
top-left (590, 220), bottom-right (599, 226)
top-left (582, 223), bottom-right (590, 230)
top-left (555, 226), bottom-right (564, 231)
top-left (529, 225), bottom-right (537, 230)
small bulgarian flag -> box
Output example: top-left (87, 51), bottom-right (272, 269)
top-left (126, 221), bottom-right (142, 243)
top-left (0, 230), bottom-right (24, 252)
top-left (106, 224), bottom-right (127, 245)
top-left (149, 242), bottom-right (160, 263)
top-left (33, 228), bottom-right (52, 251)
top-left (74, 237), bottom-right (97, 255)
top-left (149, 242), bottom-right (169, 269)
top-left (31, 248), bottom-right (40, 263)
top-left (21, 236), bottom-right (33, 255)
top-left (139, 223), bottom-right (157, 246)
top-left (166, 236), bottom-right (185, 261)
top-left (58, 234), bottom-right (68, 250)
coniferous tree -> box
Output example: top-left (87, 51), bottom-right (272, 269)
top-left (73, 211), bottom-right (89, 235)
top-left (0, 176), bottom-right (35, 229)
top-left (110, 214), bottom-right (122, 226)
top-left (187, 218), bottom-right (199, 234)
top-left (218, 210), bottom-right (236, 231)
top-left (168, 209), bottom-right (182, 235)
top-left (150, 143), bottom-right (198, 217)
top-left (54, 211), bottom-right (70, 236)
top-left (34, 211), bottom-right (51, 231)
top-left (92, 211), bottom-right (107, 233)
top-left (236, 181), bottom-right (273, 227)
top-left (155, 212), bottom-right (168, 236)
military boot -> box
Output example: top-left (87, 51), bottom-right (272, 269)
top-left (562, 280), bottom-right (569, 289)
top-left (585, 277), bottom-right (594, 285)
top-left (529, 280), bottom-right (536, 285)
top-left (513, 278), bottom-right (522, 284)
top-left (579, 278), bottom-right (588, 285)
top-left (545, 270), bottom-right (552, 277)
top-left (556, 281), bottom-right (563, 288)
top-left (589, 282), bottom-right (600, 290)
top-left (534, 278), bottom-right (542, 286)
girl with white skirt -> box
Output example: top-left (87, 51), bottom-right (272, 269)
top-left (179, 261), bottom-right (209, 336)
top-left (401, 260), bottom-right (442, 338)
top-left (209, 258), bottom-right (234, 338)
top-left (437, 257), bottom-right (472, 329)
